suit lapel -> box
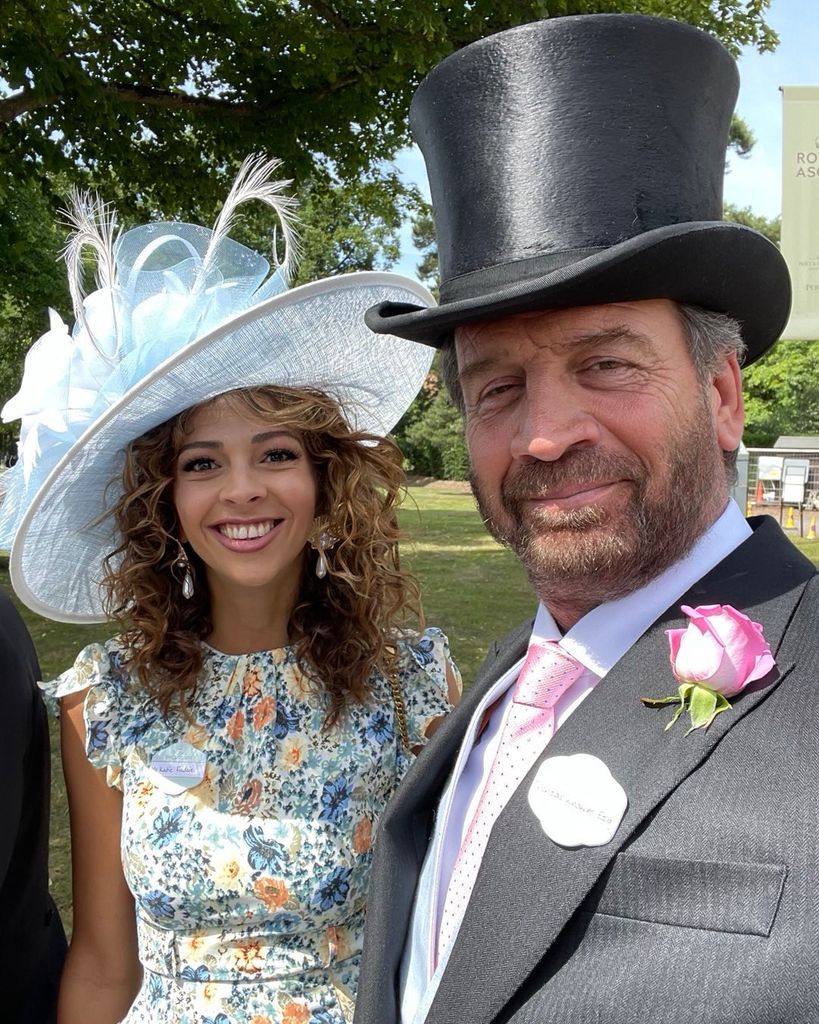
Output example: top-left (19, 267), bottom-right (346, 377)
top-left (429, 519), bottom-right (815, 1024)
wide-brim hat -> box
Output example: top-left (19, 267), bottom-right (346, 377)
top-left (365, 14), bottom-right (791, 363)
top-left (1, 159), bottom-right (434, 623)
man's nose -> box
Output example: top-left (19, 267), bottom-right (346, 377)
top-left (510, 389), bottom-right (601, 462)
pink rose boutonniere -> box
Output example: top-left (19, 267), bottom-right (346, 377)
top-left (641, 604), bottom-right (776, 733)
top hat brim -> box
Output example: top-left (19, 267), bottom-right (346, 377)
top-left (366, 222), bottom-right (791, 366)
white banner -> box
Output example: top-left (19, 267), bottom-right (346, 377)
top-left (781, 86), bottom-right (819, 340)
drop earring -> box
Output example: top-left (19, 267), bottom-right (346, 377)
top-left (173, 540), bottom-right (195, 599)
top-left (309, 520), bottom-right (338, 579)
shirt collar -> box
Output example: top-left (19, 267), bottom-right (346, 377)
top-left (531, 499), bottom-right (752, 678)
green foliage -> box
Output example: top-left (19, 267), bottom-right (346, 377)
top-left (2, 2), bottom-right (776, 217)
top-left (290, 173), bottom-right (425, 284)
top-left (728, 114), bottom-right (756, 158)
top-left (393, 363), bottom-right (469, 480)
top-left (411, 204), bottom-right (439, 294)
top-left (723, 202), bottom-right (780, 243)
top-left (743, 340), bottom-right (819, 448)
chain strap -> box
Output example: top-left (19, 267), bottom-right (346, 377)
top-left (388, 660), bottom-right (410, 751)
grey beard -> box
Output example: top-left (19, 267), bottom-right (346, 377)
top-left (471, 430), bottom-right (724, 613)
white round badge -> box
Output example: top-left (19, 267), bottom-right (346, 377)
top-left (527, 753), bottom-right (627, 848)
top-left (148, 740), bottom-right (207, 795)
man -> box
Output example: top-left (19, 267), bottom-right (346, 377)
top-left (355, 13), bottom-right (819, 1024)
top-left (0, 587), bottom-right (66, 1020)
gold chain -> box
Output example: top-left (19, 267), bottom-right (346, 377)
top-left (388, 661), bottom-right (410, 751)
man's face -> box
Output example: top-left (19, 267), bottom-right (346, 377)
top-left (456, 300), bottom-right (744, 623)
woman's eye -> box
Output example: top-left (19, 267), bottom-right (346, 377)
top-left (263, 448), bottom-right (299, 463)
top-left (180, 456), bottom-right (217, 473)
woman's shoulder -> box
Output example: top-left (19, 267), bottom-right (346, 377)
top-left (39, 634), bottom-right (133, 704)
top-left (395, 625), bottom-right (455, 672)
top-left (388, 626), bottom-right (461, 749)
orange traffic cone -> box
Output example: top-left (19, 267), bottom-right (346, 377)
top-left (809, 517), bottom-right (817, 540)
top-left (786, 506), bottom-right (795, 529)
top-left (755, 479), bottom-right (764, 503)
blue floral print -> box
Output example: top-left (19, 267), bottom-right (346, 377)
top-left (312, 866), bottom-right (353, 912)
top-left (122, 711), bottom-right (160, 745)
top-left (85, 718), bottom-right (109, 754)
top-left (274, 702), bottom-right (300, 738)
top-left (180, 965), bottom-right (210, 982)
top-left (363, 708), bottom-right (394, 744)
top-left (318, 776), bottom-right (353, 824)
top-left (143, 890), bottom-right (175, 919)
top-left (42, 627), bottom-right (459, 1023)
top-left (243, 824), bottom-right (287, 872)
top-left (150, 807), bottom-right (187, 848)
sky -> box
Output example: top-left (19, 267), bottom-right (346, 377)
top-left (395, 0), bottom-right (819, 277)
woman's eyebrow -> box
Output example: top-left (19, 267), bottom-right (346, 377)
top-left (177, 430), bottom-right (299, 455)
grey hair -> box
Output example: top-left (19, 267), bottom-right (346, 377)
top-left (673, 303), bottom-right (746, 381)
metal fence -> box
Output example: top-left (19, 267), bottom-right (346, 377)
top-left (743, 447), bottom-right (819, 537)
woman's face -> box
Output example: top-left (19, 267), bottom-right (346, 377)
top-left (172, 398), bottom-right (317, 607)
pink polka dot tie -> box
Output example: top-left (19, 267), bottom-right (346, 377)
top-left (436, 641), bottom-right (585, 964)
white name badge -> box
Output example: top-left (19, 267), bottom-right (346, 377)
top-left (527, 753), bottom-right (627, 848)
top-left (148, 740), bottom-right (207, 795)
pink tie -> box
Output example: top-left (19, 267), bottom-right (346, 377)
top-left (436, 641), bottom-right (585, 963)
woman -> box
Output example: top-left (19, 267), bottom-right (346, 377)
top-left (1, 156), bottom-right (460, 1024)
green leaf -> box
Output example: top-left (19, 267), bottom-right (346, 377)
top-left (640, 695), bottom-right (682, 708)
top-left (686, 685), bottom-right (719, 733)
top-left (665, 700), bottom-right (687, 731)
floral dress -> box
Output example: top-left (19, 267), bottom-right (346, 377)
top-left (45, 628), bottom-right (458, 1024)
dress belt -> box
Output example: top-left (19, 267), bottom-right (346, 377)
top-left (137, 911), bottom-right (364, 983)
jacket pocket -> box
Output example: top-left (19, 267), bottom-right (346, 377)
top-left (591, 852), bottom-right (786, 936)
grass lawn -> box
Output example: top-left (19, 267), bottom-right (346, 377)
top-left (5, 488), bottom-right (818, 934)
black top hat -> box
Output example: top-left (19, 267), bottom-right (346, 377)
top-left (366, 14), bottom-right (790, 364)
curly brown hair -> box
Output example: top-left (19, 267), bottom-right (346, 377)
top-left (101, 385), bottom-right (422, 722)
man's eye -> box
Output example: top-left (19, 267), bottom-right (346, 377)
top-left (480, 381), bottom-right (520, 403)
top-left (589, 358), bottom-right (629, 371)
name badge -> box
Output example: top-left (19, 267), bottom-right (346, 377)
top-left (527, 753), bottom-right (627, 848)
top-left (148, 740), bottom-right (207, 795)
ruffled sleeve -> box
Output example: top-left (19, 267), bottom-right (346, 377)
top-left (396, 626), bottom-right (461, 748)
top-left (39, 641), bottom-right (126, 790)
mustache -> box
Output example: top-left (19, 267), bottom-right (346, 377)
top-left (500, 449), bottom-right (645, 504)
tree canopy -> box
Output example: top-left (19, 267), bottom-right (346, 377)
top-left (3, 1), bottom-right (776, 216)
top-left (1, 1), bottom-right (778, 461)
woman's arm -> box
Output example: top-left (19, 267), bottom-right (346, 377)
top-left (57, 690), bottom-right (141, 1024)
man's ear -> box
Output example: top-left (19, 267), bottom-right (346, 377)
top-left (713, 353), bottom-right (745, 453)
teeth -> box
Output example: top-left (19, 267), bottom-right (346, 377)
top-left (219, 521), bottom-right (274, 540)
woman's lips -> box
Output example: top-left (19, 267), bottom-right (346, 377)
top-left (208, 518), bottom-right (284, 552)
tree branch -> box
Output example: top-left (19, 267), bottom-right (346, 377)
top-left (299, 0), bottom-right (351, 30)
top-left (0, 71), bottom-right (364, 123)
top-left (0, 88), bottom-right (39, 121)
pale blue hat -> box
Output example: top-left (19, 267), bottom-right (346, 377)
top-left (1, 156), bottom-right (435, 623)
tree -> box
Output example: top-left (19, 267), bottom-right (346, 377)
top-left (723, 202), bottom-right (780, 244)
top-left (743, 341), bottom-right (819, 447)
top-left (2, 1), bottom-right (776, 222)
top-left (289, 173), bottom-right (425, 285)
